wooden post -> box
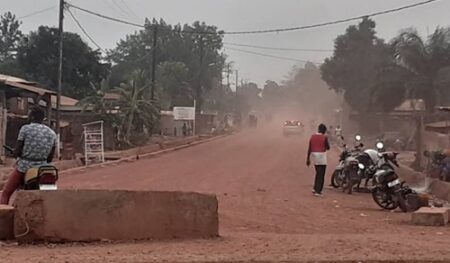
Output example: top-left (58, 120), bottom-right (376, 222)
top-left (414, 114), bottom-right (424, 170)
top-left (0, 91), bottom-right (6, 160)
top-left (45, 94), bottom-right (52, 127)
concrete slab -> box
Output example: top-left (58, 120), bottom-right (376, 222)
top-left (412, 207), bottom-right (449, 226)
top-left (14, 190), bottom-right (218, 242)
top-left (0, 205), bottom-right (14, 240)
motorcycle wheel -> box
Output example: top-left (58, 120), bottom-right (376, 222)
top-left (331, 170), bottom-right (342, 188)
top-left (372, 188), bottom-right (398, 210)
top-left (397, 192), bottom-right (408, 213)
top-left (406, 192), bottom-right (421, 212)
top-left (341, 174), bottom-right (353, 195)
top-left (397, 189), bottom-right (421, 213)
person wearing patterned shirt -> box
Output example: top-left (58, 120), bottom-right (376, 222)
top-left (0, 107), bottom-right (56, 204)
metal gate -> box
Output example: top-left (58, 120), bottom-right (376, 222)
top-left (83, 120), bottom-right (105, 166)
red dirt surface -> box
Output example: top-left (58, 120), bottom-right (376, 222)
top-left (3, 128), bottom-right (450, 262)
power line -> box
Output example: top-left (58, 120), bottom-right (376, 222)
top-left (67, 0), bottom-right (440, 35)
top-left (66, 8), bottom-right (104, 52)
top-left (224, 42), bottom-right (333, 52)
top-left (66, 2), bottom-right (145, 28)
top-left (18, 6), bottom-right (57, 19)
top-left (225, 47), bottom-right (322, 64)
top-left (111, 0), bottom-right (133, 18)
top-left (224, 0), bottom-right (441, 34)
top-left (101, 0), bottom-right (123, 17)
top-left (119, 0), bottom-right (139, 19)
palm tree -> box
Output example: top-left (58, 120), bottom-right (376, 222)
top-left (78, 76), bottom-right (112, 114)
top-left (115, 70), bottom-right (159, 145)
top-left (391, 27), bottom-right (450, 111)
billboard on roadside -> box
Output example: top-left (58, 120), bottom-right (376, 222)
top-left (173, 107), bottom-right (195, 120)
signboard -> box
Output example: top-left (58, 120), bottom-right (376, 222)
top-left (173, 107), bottom-right (195, 120)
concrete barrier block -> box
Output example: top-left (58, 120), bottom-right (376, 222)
top-left (0, 205), bottom-right (14, 240)
top-left (429, 180), bottom-right (450, 201)
top-left (14, 190), bottom-right (218, 243)
top-left (412, 207), bottom-right (449, 226)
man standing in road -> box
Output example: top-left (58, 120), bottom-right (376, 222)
top-left (307, 124), bottom-right (330, 197)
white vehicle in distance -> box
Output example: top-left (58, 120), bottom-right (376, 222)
top-left (283, 120), bottom-right (304, 136)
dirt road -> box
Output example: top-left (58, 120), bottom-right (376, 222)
top-left (3, 128), bottom-right (450, 262)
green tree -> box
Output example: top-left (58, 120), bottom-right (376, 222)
top-left (390, 27), bottom-right (450, 110)
top-left (369, 61), bottom-right (409, 112)
top-left (0, 12), bottom-right (22, 62)
top-left (321, 18), bottom-right (392, 113)
top-left (78, 76), bottom-right (113, 114)
top-left (262, 80), bottom-right (284, 109)
top-left (156, 61), bottom-right (192, 109)
top-left (16, 26), bottom-right (109, 99)
top-left (203, 83), bottom-right (235, 113)
top-left (115, 70), bottom-right (159, 145)
top-left (107, 19), bottom-right (225, 111)
top-left (0, 12), bottom-right (23, 76)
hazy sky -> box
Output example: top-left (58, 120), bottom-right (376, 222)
top-left (2, 0), bottom-right (450, 88)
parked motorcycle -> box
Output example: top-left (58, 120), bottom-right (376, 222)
top-left (371, 168), bottom-right (421, 212)
top-left (331, 135), bottom-right (364, 194)
top-left (355, 142), bottom-right (399, 189)
top-left (3, 145), bottom-right (58, 190)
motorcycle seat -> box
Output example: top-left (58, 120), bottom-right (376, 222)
top-left (24, 165), bottom-right (58, 185)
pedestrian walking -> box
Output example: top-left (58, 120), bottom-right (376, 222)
top-left (306, 124), bottom-right (330, 197)
top-left (182, 122), bottom-right (187, 136)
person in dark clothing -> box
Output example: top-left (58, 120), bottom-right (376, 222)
top-left (306, 124), bottom-right (330, 197)
top-left (182, 122), bottom-right (187, 136)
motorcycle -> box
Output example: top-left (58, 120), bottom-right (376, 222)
top-left (371, 168), bottom-right (421, 212)
top-left (355, 142), bottom-right (399, 189)
top-left (331, 135), bottom-right (364, 194)
top-left (3, 145), bottom-right (58, 190)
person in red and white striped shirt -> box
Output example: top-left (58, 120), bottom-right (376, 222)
top-left (306, 124), bottom-right (330, 197)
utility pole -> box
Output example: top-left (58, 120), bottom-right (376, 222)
top-left (56, 0), bottom-right (64, 158)
top-left (150, 25), bottom-right (157, 101)
top-left (197, 36), bottom-right (204, 112)
top-left (235, 70), bottom-right (239, 93)
top-left (219, 54), bottom-right (224, 88)
top-left (226, 63), bottom-right (230, 89)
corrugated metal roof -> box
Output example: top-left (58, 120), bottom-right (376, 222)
top-left (51, 95), bottom-right (78, 106)
top-left (0, 74), bottom-right (36, 85)
top-left (0, 74), bottom-right (56, 96)
top-left (425, 121), bottom-right (450, 134)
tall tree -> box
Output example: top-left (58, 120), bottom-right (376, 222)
top-left (156, 61), bottom-right (192, 109)
top-left (108, 19), bottom-right (225, 110)
top-left (238, 82), bottom-right (261, 111)
top-left (115, 70), bottom-right (159, 145)
top-left (262, 80), bottom-right (284, 109)
top-left (0, 12), bottom-right (22, 62)
top-left (321, 18), bottom-right (392, 113)
top-left (0, 12), bottom-right (23, 76)
top-left (16, 26), bottom-right (109, 99)
top-left (390, 27), bottom-right (450, 111)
